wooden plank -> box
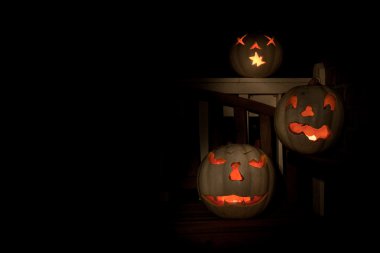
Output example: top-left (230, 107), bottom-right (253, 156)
top-left (189, 88), bottom-right (275, 116)
top-left (276, 138), bottom-right (283, 174)
top-left (188, 100), bottom-right (201, 177)
top-left (208, 102), bottom-right (224, 150)
top-left (181, 78), bottom-right (311, 94)
top-left (259, 114), bottom-right (272, 159)
top-left (276, 94), bottom-right (284, 174)
top-left (198, 101), bottom-right (209, 161)
top-left (312, 177), bottom-right (325, 216)
top-left (313, 62), bottom-right (326, 85)
top-left (178, 100), bottom-right (201, 190)
top-left (234, 107), bottom-right (248, 144)
top-left (285, 161), bottom-right (298, 205)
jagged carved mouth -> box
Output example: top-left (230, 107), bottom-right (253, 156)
top-left (202, 193), bottom-right (267, 206)
top-left (289, 122), bottom-right (330, 141)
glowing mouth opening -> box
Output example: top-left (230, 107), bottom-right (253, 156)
top-left (249, 52), bottom-right (266, 67)
top-left (202, 194), bottom-right (267, 206)
top-left (307, 135), bottom-right (317, 141)
top-left (289, 122), bottom-right (330, 142)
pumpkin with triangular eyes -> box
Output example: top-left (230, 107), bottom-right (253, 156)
top-left (197, 144), bottom-right (276, 218)
top-left (230, 33), bottom-right (283, 77)
top-left (274, 78), bottom-right (344, 154)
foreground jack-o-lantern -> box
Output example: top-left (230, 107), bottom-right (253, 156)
top-left (230, 33), bottom-right (283, 77)
top-left (274, 78), bottom-right (344, 154)
top-left (197, 144), bottom-right (275, 218)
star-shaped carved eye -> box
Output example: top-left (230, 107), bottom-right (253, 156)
top-left (264, 35), bottom-right (276, 46)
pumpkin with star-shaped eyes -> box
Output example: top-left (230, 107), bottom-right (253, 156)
top-left (197, 144), bottom-right (276, 218)
top-left (230, 33), bottom-right (283, 77)
top-left (274, 78), bottom-right (344, 154)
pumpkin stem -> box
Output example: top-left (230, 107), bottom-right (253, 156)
top-left (308, 77), bottom-right (321, 86)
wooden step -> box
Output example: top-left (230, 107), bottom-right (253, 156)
top-left (161, 200), bottom-right (327, 250)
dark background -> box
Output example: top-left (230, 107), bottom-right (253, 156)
top-left (33, 6), bottom-right (379, 250)
top-left (151, 18), bottom-right (378, 249)
top-left (164, 29), bottom-right (345, 78)
top-left (82, 9), bottom-right (379, 250)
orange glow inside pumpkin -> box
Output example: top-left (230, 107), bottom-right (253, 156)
top-left (248, 155), bottom-right (266, 168)
top-left (229, 162), bottom-right (243, 181)
top-left (289, 123), bottom-right (330, 141)
top-left (301, 106), bottom-right (315, 117)
top-left (264, 35), bottom-right (276, 46)
top-left (324, 94), bottom-right (336, 111)
top-left (208, 152), bottom-right (226, 165)
top-left (250, 42), bottom-right (261, 50)
top-left (235, 34), bottom-right (247, 46)
top-left (204, 194), bottom-right (267, 206)
top-left (249, 52), bottom-right (266, 67)
top-left (287, 96), bottom-right (297, 109)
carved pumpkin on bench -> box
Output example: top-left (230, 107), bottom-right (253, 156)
top-left (274, 78), bottom-right (344, 154)
top-left (230, 33), bottom-right (283, 77)
top-left (197, 144), bottom-right (276, 218)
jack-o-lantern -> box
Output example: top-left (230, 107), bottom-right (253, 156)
top-left (230, 33), bottom-right (283, 77)
top-left (197, 144), bottom-right (275, 218)
top-left (274, 78), bottom-right (344, 154)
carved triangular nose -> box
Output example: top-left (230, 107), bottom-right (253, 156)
top-left (229, 162), bottom-right (244, 181)
top-left (301, 105), bottom-right (315, 117)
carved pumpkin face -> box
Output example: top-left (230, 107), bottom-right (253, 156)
top-left (230, 33), bottom-right (283, 77)
top-left (197, 144), bottom-right (275, 218)
top-left (274, 79), bottom-right (344, 154)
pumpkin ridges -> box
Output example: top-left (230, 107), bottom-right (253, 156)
top-left (274, 81), bottom-right (344, 154)
top-left (230, 34), bottom-right (283, 78)
top-left (197, 144), bottom-right (275, 218)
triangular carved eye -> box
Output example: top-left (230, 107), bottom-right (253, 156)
top-left (324, 94), bottom-right (336, 111)
top-left (248, 155), bottom-right (266, 168)
top-left (287, 96), bottom-right (297, 109)
top-left (208, 152), bottom-right (226, 165)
